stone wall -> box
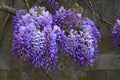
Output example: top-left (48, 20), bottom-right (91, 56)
top-left (0, 0), bottom-right (120, 80)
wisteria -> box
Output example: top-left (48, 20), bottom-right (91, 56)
top-left (42, 0), bottom-right (59, 13)
top-left (112, 19), bottom-right (120, 52)
top-left (53, 6), bottom-right (101, 66)
top-left (12, 3), bottom-right (101, 73)
top-left (12, 7), bottom-right (60, 73)
top-left (31, 25), bottom-right (59, 73)
top-left (12, 10), bottom-right (34, 61)
top-left (68, 24), bottom-right (99, 66)
top-left (53, 6), bottom-right (77, 28)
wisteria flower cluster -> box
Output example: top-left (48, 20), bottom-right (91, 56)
top-left (42, 0), bottom-right (59, 13)
top-left (12, 5), bottom-right (101, 73)
top-left (53, 6), bottom-right (101, 66)
top-left (112, 19), bottom-right (120, 52)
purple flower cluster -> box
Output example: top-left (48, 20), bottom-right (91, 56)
top-left (53, 6), bottom-right (101, 66)
top-left (31, 25), bottom-right (60, 73)
top-left (68, 19), bottom-right (100, 66)
top-left (112, 19), bottom-right (120, 52)
top-left (42, 0), bottom-right (59, 13)
top-left (12, 7), bottom-right (61, 73)
top-left (53, 6), bottom-right (76, 28)
top-left (12, 6), bottom-right (101, 73)
top-left (12, 10), bottom-right (34, 61)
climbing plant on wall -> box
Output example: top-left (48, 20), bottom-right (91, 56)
top-left (0, 0), bottom-right (120, 80)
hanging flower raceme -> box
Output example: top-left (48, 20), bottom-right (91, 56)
top-left (53, 6), bottom-right (76, 28)
top-left (112, 19), bottom-right (120, 52)
top-left (53, 6), bottom-right (76, 55)
top-left (12, 10), bottom-right (36, 61)
top-left (31, 25), bottom-right (62, 73)
top-left (42, 0), bottom-right (59, 13)
top-left (12, 6), bottom-right (61, 73)
top-left (53, 6), bottom-right (101, 66)
top-left (68, 18), bottom-right (100, 67)
top-left (12, 5), bottom-right (101, 73)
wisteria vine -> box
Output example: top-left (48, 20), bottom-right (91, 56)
top-left (112, 19), bottom-right (120, 52)
top-left (12, 0), bottom-right (101, 73)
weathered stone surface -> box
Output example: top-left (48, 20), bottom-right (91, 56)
top-left (0, 70), bottom-right (8, 80)
top-left (0, 59), bottom-right (9, 70)
top-left (87, 70), bottom-right (120, 80)
top-left (86, 70), bottom-right (107, 80)
top-left (107, 70), bottom-right (120, 80)
top-left (51, 55), bottom-right (86, 80)
top-left (91, 54), bottom-right (120, 70)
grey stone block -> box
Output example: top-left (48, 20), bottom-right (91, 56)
top-left (91, 54), bottom-right (120, 70)
top-left (86, 70), bottom-right (107, 80)
top-left (107, 70), bottom-right (120, 80)
top-left (0, 70), bottom-right (8, 80)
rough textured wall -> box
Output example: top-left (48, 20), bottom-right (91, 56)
top-left (0, 0), bottom-right (120, 80)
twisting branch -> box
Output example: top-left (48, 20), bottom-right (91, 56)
top-left (23, 0), bottom-right (30, 9)
top-left (0, 0), bottom-right (5, 3)
top-left (0, 0), bottom-right (15, 41)
top-left (0, 2), bottom-right (16, 15)
top-left (88, 0), bottom-right (96, 22)
top-left (0, 14), bottom-right (9, 41)
top-left (31, 0), bottom-right (41, 7)
top-left (83, 0), bottom-right (113, 29)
